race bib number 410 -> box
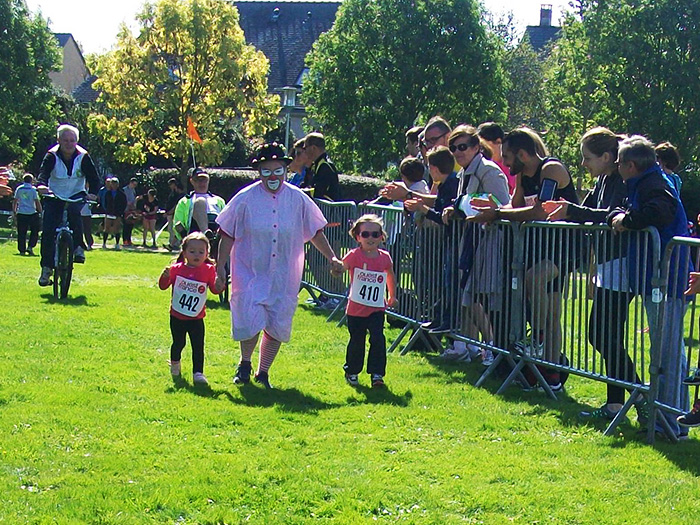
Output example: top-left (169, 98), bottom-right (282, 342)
top-left (172, 275), bottom-right (207, 317)
top-left (349, 268), bottom-right (387, 308)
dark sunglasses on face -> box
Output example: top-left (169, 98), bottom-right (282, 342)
top-left (359, 231), bottom-right (382, 238)
top-left (449, 143), bottom-right (471, 152)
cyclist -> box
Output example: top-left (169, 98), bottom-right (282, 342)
top-left (172, 167), bottom-right (225, 241)
top-left (37, 124), bottom-right (99, 286)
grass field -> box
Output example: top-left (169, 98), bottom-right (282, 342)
top-left (1, 239), bottom-right (699, 524)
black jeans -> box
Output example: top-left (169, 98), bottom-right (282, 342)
top-left (40, 198), bottom-right (84, 268)
top-left (16, 213), bottom-right (40, 253)
top-left (345, 312), bottom-right (386, 376)
top-left (170, 315), bottom-right (205, 374)
top-left (588, 288), bottom-right (639, 404)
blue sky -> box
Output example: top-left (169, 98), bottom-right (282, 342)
top-left (26, 0), bottom-right (571, 55)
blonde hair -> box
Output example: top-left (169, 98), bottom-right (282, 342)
top-left (176, 232), bottom-right (214, 264)
top-left (349, 214), bottom-right (386, 240)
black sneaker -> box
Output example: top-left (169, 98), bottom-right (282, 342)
top-left (682, 368), bottom-right (700, 386)
top-left (634, 398), bottom-right (650, 426)
top-left (233, 360), bottom-right (252, 385)
top-left (428, 324), bottom-right (452, 334)
top-left (345, 373), bottom-right (359, 386)
top-left (371, 374), bottom-right (385, 388)
top-left (255, 371), bottom-right (273, 389)
top-left (678, 402), bottom-right (700, 427)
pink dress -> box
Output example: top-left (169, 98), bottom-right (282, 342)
top-left (216, 182), bottom-right (327, 342)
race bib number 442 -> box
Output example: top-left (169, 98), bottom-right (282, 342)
top-left (349, 267), bottom-right (387, 308)
top-left (172, 275), bottom-right (207, 317)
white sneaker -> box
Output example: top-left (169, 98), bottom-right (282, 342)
top-left (193, 372), bottom-right (208, 385)
top-left (38, 267), bottom-right (53, 286)
top-left (481, 349), bottom-right (495, 366)
top-left (170, 360), bottom-right (181, 376)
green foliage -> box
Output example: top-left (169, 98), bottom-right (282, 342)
top-left (0, 0), bottom-right (61, 165)
top-left (304, 0), bottom-right (506, 173)
top-left (89, 0), bottom-right (280, 175)
top-left (145, 168), bottom-right (386, 203)
top-left (1, 242), bottom-right (700, 522)
top-left (542, 0), bottom-right (700, 183)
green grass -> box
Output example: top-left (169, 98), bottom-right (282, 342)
top-left (0, 240), bottom-right (699, 524)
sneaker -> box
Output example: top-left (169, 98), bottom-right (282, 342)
top-left (371, 374), bottom-right (385, 388)
top-left (193, 372), bottom-right (208, 385)
top-left (442, 346), bottom-right (466, 361)
top-left (677, 401), bottom-right (700, 427)
top-left (452, 341), bottom-right (471, 362)
top-left (481, 349), bottom-right (495, 367)
top-left (540, 368), bottom-right (562, 392)
top-left (579, 404), bottom-right (627, 422)
top-left (420, 320), bottom-right (441, 331)
top-left (634, 398), bottom-right (650, 426)
top-left (74, 246), bottom-right (86, 263)
top-left (114, 243), bottom-right (121, 251)
top-left (466, 343), bottom-right (481, 360)
top-left (345, 373), bottom-right (359, 386)
top-left (514, 335), bottom-right (544, 358)
top-left (170, 360), bottom-right (181, 376)
top-left (428, 324), bottom-right (452, 334)
top-left (255, 371), bottom-right (273, 389)
top-left (27, 247), bottom-right (35, 256)
top-left (682, 368), bottom-right (700, 386)
top-left (233, 360), bottom-right (252, 385)
top-left (319, 297), bottom-right (341, 311)
top-left (38, 267), bottom-right (53, 286)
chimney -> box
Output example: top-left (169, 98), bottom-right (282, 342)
top-left (540, 4), bottom-right (552, 26)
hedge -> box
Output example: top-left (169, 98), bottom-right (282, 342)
top-left (122, 168), bottom-right (388, 204)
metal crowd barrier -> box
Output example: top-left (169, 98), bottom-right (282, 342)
top-left (302, 200), bottom-right (695, 443)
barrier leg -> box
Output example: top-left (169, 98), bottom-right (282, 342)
top-left (388, 323), bottom-right (412, 353)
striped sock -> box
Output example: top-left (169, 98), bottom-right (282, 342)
top-left (240, 333), bottom-right (260, 363)
top-left (258, 331), bottom-right (281, 374)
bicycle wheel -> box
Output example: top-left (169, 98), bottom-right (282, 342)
top-left (54, 231), bottom-right (74, 299)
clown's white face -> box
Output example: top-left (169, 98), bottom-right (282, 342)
top-left (258, 160), bottom-right (286, 193)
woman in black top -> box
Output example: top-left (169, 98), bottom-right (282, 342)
top-left (542, 127), bottom-right (648, 424)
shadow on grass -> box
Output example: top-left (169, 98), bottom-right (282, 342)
top-left (345, 384), bottom-right (413, 407)
top-left (166, 375), bottom-right (342, 413)
top-left (40, 293), bottom-right (93, 306)
top-left (420, 349), bottom-right (700, 473)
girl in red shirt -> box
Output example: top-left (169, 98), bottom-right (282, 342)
top-left (338, 214), bottom-right (396, 388)
top-left (158, 232), bottom-right (223, 385)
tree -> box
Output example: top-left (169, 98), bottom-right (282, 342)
top-left (0, 0), bottom-right (61, 165)
top-left (542, 0), bottom-right (700, 187)
top-left (303, 0), bottom-right (506, 173)
top-left (89, 0), bottom-right (279, 175)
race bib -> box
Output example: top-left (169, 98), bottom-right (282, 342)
top-left (172, 275), bottom-right (207, 317)
top-left (349, 267), bottom-right (387, 308)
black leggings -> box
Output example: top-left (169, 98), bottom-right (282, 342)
top-left (170, 315), bottom-right (205, 374)
top-left (588, 288), bottom-right (639, 404)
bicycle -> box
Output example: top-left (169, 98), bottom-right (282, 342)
top-left (43, 194), bottom-right (86, 299)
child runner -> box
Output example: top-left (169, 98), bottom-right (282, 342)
top-left (338, 214), bottom-right (396, 387)
top-left (158, 232), bottom-right (223, 385)
top-left (141, 188), bottom-right (160, 248)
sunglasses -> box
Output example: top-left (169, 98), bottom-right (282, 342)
top-left (259, 167), bottom-right (286, 177)
top-left (449, 143), bottom-right (472, 152)
top-left (359, 231), bottom-right (382, 238)
top-left (424, 131), bottom-right (448, 147)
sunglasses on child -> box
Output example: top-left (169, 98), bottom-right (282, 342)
top-left (359, 231), bottom-right (382, 238)
top-left (449, 143), bottom-right (472, 152)
top-left (259, 167), bottom-right (286, 177)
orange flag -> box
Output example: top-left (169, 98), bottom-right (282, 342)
top-left (187, 116), bottom-right (203, 144)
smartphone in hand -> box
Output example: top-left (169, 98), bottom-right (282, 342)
top-left (538, 178), bottom-right (558, 202)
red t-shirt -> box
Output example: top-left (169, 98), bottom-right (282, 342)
top-left (159, 261), bottom-right (218, 320)
top-left (343, 247), bottom-right (393, 317)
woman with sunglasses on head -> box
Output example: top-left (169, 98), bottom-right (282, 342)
top-left (441, 125), bottom-right (510, 363)
top-left (215, 143), bottom-right (344, 389)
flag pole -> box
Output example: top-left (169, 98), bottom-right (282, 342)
top-left (190, 139), bottom-right (197, 169)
